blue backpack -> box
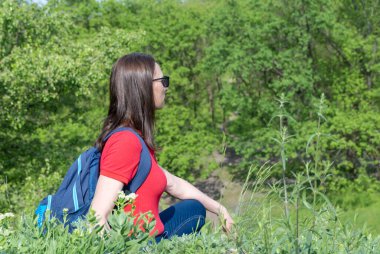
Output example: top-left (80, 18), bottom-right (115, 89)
top-left (35, 127), bottom-right (151, 232)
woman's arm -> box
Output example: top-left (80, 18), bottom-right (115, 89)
top-left (90, 175), bottom-right (124, 229)
top-left (91, 132), bottom-right (141, 228)
top-left (162, 167), bottom-right (234, 232)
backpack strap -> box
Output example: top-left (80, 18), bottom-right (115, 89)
top-left (103, 127), bottom-right (152, 193)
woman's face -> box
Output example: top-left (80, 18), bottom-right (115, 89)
top-left (152, 63), bottom-right (168, 109)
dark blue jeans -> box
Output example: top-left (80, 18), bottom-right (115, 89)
top-left (155, 199), bottom-right (206, 243)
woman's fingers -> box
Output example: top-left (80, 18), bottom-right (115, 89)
top-left (227, 217), bottom-right (234, 232)
top-left (221, 210), bottom-right (234, 233)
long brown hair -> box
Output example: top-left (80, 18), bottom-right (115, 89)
top-left (95, 53), bottom-right (156, 151)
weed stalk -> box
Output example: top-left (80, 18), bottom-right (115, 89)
top-left (278, 94), bottom-right (290, 218)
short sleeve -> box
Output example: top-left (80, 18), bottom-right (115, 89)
top-left (100, 131), bottom-right (142, 185)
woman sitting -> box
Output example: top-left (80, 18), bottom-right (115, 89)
top-left (90, 52), bottom-right (233, 242)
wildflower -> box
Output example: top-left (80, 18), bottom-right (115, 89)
top-left (72, 228), bottom-right (84, 237)
top-left (117, 191), bottom-right (126, 200)
top-left (0, 228), bottom-right (12, 237)
top-left (114, 192), bottom-right (138, 210)
top-left (126, 193), bottom-right (138, 201)
top-left (63, 208), bottom-right (69, 213)
top-left (0, 213), bottom-right (14, 221)
top-left (117, 191), bottom-right (137, 202)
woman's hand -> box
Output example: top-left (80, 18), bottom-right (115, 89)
top-left (219, 206), bottom-right (234, 233)
top-left (162, 167), bottom-right (235, 233)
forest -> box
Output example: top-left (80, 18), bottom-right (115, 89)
top-left (0, 0), bottom-right (379, 253)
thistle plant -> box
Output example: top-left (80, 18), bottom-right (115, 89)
top-left (312, 94), bottom-right (326, 174)
top-left (270, 93), bottom-right (295, 218)
top-left (306, 94), bottom-right (330, 205)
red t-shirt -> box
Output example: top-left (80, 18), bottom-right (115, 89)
top-left (99, 131), bottom-right (167, 235)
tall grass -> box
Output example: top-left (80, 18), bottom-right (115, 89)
top-left (1, 94), bottom-right (380, 253)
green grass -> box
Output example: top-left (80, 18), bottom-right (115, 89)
top-left (215, 167), bottom-right (380, 237)
top-left (340, 194), bottom-right (380, 235)
top-left (2, 169), bottom-right (380, 253)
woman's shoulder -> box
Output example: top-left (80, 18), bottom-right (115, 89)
top-left (100, 130), bottom-right (143, 184)
top-left (103, 131), bottom-right (143, 153)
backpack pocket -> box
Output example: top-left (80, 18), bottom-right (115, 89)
top-left (35, 195), bottom-right (52, 227)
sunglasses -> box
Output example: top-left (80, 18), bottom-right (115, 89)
top-left (152, 76), bottom-right (170, 88)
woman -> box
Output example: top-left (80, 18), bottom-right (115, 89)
top-left (90, 53), bottom-right (233, 242)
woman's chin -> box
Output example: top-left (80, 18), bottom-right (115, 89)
top-left (155, 102), bottom-right (165, 109)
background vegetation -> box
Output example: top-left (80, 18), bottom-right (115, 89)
top-left (0, 0), bottom-right (379, 252)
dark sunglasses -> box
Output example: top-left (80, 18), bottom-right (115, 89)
top-left (152, 76), bottom-right (170, 88)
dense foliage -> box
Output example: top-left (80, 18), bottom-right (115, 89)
top-left (2, 190), bottom-right (380, 253)
top-left (1, 143), bottom-right (380, 253)
top-left (0, 0), bottom-right (379, 220)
